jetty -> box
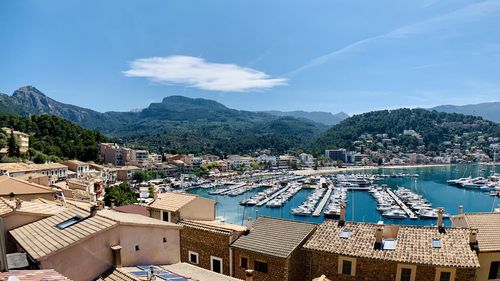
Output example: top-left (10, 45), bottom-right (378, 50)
top-left (385, 188), bottom-right (417, 219)
top-left (256, 186), bottom-right (291, 207)
top-left (312, 186), bottom-right (333, 216)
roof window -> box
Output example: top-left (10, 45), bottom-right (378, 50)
top-left (56, 215), bottom-right (84, 230)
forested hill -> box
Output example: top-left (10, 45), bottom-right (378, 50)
top-left (312, 108), bottom-right (500, 155)
top-left (0, 114), bottom-right (110, 162)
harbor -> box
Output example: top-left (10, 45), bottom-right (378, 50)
top-left (188, 164), bottom-right (500, 226)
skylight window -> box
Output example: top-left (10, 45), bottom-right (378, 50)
top-left (382, 239), bottom-right (397, 250)
top-left (56, 216), bottom-right (84, 230)
top-left (340, 229), bottom-right (352, 239)
top-left (432, 238), bottom-right (442, 248)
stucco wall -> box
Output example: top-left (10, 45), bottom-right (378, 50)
top-left (179, 197), bottom-right (215, 221)
top-left (40, 227), bottom-right (120, 281)
top-left (476, 252), bottom-right (500, 281)
top-left (119, 225), bottom-right (180, 266)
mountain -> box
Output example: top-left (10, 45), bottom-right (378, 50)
top-left (312, 108), bottom-right (500, 155)
top-left (431, 102), bottom-right (500, 123)
top-left (0, 86), bottom-right (327, 154)
top-left (264, 110), bottom-right (348, 125)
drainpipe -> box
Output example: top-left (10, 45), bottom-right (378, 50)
top-left (458, 205), bottom-right (463, 215)
top-left (229, 236), bottom-right (233, 276)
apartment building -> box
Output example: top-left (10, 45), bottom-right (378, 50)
top-left (100, 143), bottom-right (136, 166)
top-left (1, 127), bottom-right (29, 155)
top-left (62, 159), bottom-right (90, 178)
top-left (0, 162), bottom-right (68, 184)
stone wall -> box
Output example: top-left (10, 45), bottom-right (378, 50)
top-left (233, 248), bottom-right (288, 281)
top-left (180, 225), bottom-right (231, 275)
top-left (308, 251), bottom-right (477, 281)
top-left (287, 248), bottom-right (309, 281)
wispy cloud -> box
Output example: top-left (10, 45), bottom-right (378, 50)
top-left (123, 55), bottom-right (287, 92)
top-left (288, 0), bottom-right (500, 75)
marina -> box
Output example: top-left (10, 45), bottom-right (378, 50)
top-left (312, 186), bottom-right (333, 216)
top-left (189, 164), bottom-right (500, 226)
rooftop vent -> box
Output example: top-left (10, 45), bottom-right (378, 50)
top-left (432, 238), bottom-right (441, 248)
top-left (339, 229), bottom-right (352, 239)
top-left (56, 215), bottom-right (84, 230)
top-left (382, 238), bottom-right (397, 250)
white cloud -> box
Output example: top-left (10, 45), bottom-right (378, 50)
top-left (288, 0), bottom-right (500, 75)
top-left (123, 55), bottom-right (287, 92)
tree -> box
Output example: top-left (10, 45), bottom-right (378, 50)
top-left (132, 170), bottom-right (152, 183)
top-left (7, 130), bottom-right (19, 157)
top-left (104, 183), bottom-right (137, 206)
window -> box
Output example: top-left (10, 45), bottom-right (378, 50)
top-left (401, 268), bottom-right (412, 281)
top-left (188, 251), bottom-right (198, 264)
top-left (210, 256), bottom-right (223, 274)
top-left (240, 256), bottom-right (248, 268)
top-left (56, 216), bottom-right (84, 230)
top-left (342, 260), bottom-right (352, 275)
top-left (489, 262), bottom-right (500, 280)
top-left (432, 239), bottom-right (442, 248)
top-left (161, 211), bottom-right (171, 222)
top-left (135, 245), bottom-right (140, 251)
top-left (163, 237), bottom-right (167, 243)
top-left (396, 264), bottom-right (416, 281)
top-left (254, 260), bottom-right (268, 273)
top-left (439, 272), bottom-right (451, 281)
top-left (338, 256), bottom-right (356, 276)
top-left (435, 268), bottom-right (455, 281)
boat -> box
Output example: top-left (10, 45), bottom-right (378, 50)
top-left (382, 209), bottom-right (407, 219)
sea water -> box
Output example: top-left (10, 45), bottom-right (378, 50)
top-left (189, 164), bottom-right (500, 226)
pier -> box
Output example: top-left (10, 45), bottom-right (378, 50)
top-left (212, 183), bottom-right (247, 195)
top-left (385, 189), bottom-right (417, 219)
top-left (312, 186), bottom-right (333, 216)
top-left (256, 186), bottom-right (291, 207)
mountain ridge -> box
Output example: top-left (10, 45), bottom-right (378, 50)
top-left (431, 101), bottom-right (500, 123)
top-left (264, 110), bottom-right (348, 125)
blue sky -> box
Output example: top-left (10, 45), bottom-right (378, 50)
top-left (1, 0), bottom-right (499, 114)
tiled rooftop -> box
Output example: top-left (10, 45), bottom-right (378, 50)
top-left (180, 219), bottom-right (247, 235)
top-left (0, 269), bottom-right (71, 280)
top-left (303, 220), bottom-right (480, 268)
top-left (451, 212), bottom-right (500, 252)
top-left (149, 192), bottom-right (197, 212)
top-left (10, 208), bottom-right (117, 260)
top-left (231, 216), bottom-right (317, 258)
top-left (0, 176), bottom-right (55, 196)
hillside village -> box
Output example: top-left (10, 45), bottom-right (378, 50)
top-left (0, 125), bottom-right (495, 281)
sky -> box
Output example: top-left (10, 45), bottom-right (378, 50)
top-left (1, 0), bottom-right (500, 115)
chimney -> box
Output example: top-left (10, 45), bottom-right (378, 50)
top-left (374, 224), bottom-right (383, 250)
top-left (111, 245), bottom-right (122, 268)
top-left (153, 190), bottom-right (158, 201)
top-left (15, 198), bottom-right (21, 209)
top-left (245, 269), bottom-right (254, 281)
top-left (90, 205), bottom-right (98, 217)
top-left (458, 205), bottom-right (463, 215)
top-left (436, 207), bottom-right (445, 234)
top-left (338, 203), bottom-right (345, 227)
top-left (469, 229), bottom-right (479, 251)
top-left (246, 217), bottom-right (253, 230)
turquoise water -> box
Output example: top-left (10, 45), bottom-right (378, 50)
top-left (189, 165), bottom-right (500, 226)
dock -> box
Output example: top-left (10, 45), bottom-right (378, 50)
top-left (385, 189), bottom-right (417, 219)
top-left (256, 186), bottom-right (291, 207)
top-left (213, 183), bottom-right (247, 195)
top-left (312, 186), bottom-right (333, 216)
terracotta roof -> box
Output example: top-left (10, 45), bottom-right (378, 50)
top-left (162, 263), bottom-right (243, 281)
top-left (180, 220), bottom-right (247, 235)
top-left (0, 198), bottom-right (13, 216)
top-left (451, 212), bottom-right (500, 252)
top-left (303, 220), bottom-right (479, 268)
top-left (10, 208), bottom-right (118, 260)
top-left (1, 198), bottom-right (65, 216)
top-left (0, 162), bottom-right (67, 173)
top-left (63, 160), bottom-right (88, 166)
top-left (149, 192), bottom-right (197, 212)
top-left (0, 269), bottom-right (71, 280)
top-left (113, 205), bottom-right (150, 217)
top-left (231, 216), bottom-right (317, 258)
top-left (0, 176), bottom-right (55, 196)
